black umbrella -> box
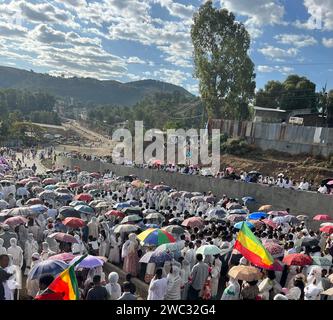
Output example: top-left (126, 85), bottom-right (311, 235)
top-left (59, 206), bottom-right (81, 218)
top-left (301, 238), bottom-right (319, 247)
top-left (122, 207), bottom-right (142, 215)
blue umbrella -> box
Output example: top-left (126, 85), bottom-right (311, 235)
top-left (115, 202), bottom-right (131, 209)
top-left (29, 204), bottom-right (48, 214)
top-left (57, 193), bottom-right (73, 202)
top-left (126, 200), bottom-right (140, 206)
top-left (150, 251), bottom-right (173, 266)
top-left (234, 221), bottom-right (254, 230)
top-left (29, 259), bottom-right (68, 280)
top-left (242, 196), bottom-right (255, 204)
top-left (248, 212), bottom-right (268, 220)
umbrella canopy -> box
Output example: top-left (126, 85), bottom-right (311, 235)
top-left (226, 214), bottom-right (246, 223)
top-left (29, 204), bottom-right (48, 214)
top-left (131, 180), bottom-right (144, 188)
top-left (122, 207), bottom-right (142, 215)
top-left (181, 217), bottom-right (204, 228)
top-left (320, 222), bottom-right (333, 227)
top-left (113, 224), bottom-right (139, 234)
top-left (153, 185), bottom-right (171, 192)
top-left (272, 216), bottom-right (286, 225)
top-left (59, 206), bottom-right (81, 218)
top-left (0, 200), bottom-right (9, 210)
top-left (114, 202), bottom-right (131, 209)
top-left (145, 212), bottom-right (165, 221)
top-left (49, 232), bottom-right (78, 243)
top-left (4, 216), bottom-right (28, 228)
top-left (262, 219), bottom-right (278, 229)
top-left (191, 196), bottom-right (205, 203)
top-left (29, 259), bottom-right (68, 280)
top-left (196, 245), bottom-right (221, 256)
top-left (162, 225), bottom-right (185, 235)
top-left (283, 254), bottom-right (312, 266)
top-left (154, 242), bottom-right (180, 253)
top-left (206, 207), bottom-right (227, 218)
top-left (55, 188), bottom-right (70, 194)
top-left (313, 215), bottom-right (332, 221)
top-left (226, 203), bottom-right (243, 210)
top-left (26, 181), bottom-right (40, 189)
top-left (74, 205), bottom-right (95, 215)
top-left (39, 190), bottom-right (57, 200)
top-left (68, 182), bottom-right (81, 189)
top-left (74, 193), bottom-right (93, 202)
top-left (320, 225), bottom-right (333, 234)
top-left (105, 210), bottom-right (125, 219)
top-left (284, 215), bottom-right (299, 225)
top-left (301, 238), bottom-right (319, 247)
top-left (296, 215), bottom-right (309, 221)
top-left (150, 251), bottom-right (173, 265)
top-left (169, 217), bottom-right (184, 225)
top-left (258, 205), bottom-right (272, 212)
top-left (264, 242), bottom-right (284, 258)
top-left (248, 219), bottom-right (265, 229)
top-left (48, 253), bottom-right (75, 263)
top-left (121, 214), bottom-right (142, 224)
top-left (26, 198), bottom-right (43, 205)
top-left (42, 178), bottom-right (58, 185)
top-left (95, 202), bottom-right (110, 209)
top-left (63, 217), bottom-right (85, 229)
top-left (268, 211), bottom-right (288, 217)
top-left (72, 255), bottom-right (104, 269)
top-left (168, 191), bottom-right (182, 199)
top-left (312, 256), bottom-right (332, 267)
top-left (228, 209), bottom-right (248, 215)
top-left (56, 193), bottom-right (73, 202)
top-left (44, 185), bottom-right (57, 190)
top-left (8, 207), bottom-right (33, 216)
top-left (69, 200), bottom-right (86, 207)
top-left (248, 212), bottom-right (268, 220)
top-left (83, 183), bottom-right (98, 191)
top-left (242, 197), bottom-right (255, 204)
top-left (90, 172), bottom-right (101, 179)
top-left (234, 221), bottom-right (254, 230)
top-left (126, 200), bottom-right (140, 207)
top-left (137, 228), bottom-right (175, 246)
top-left (139, 251), bottom-right (155, 264)
top-left (228, 265), bottom-right (262, 282)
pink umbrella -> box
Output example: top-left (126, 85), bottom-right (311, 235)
top-left (262, 218), bottom-right (278, 229)
top-left (268, 211), bottom-right (288, 216)
top-left (49, 232), bottom-right (78, 243)
top-left (182, 217), bottom-right (204, 228)
top-left (313, 215), bottom-right (332, 221)
top-left (264, 242), bottom-right (284, 258)
top-left (48, 252), bottom-right (76, 263)
top-left (327, 180), bottom-right (333, 186)
top-left (26, 198), bottom-right (43, 205)
top-left (4, 216), bottom-right (28, 228)
top-left (42, 178), bottom-right (58, 185)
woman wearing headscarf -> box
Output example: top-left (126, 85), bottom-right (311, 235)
top-left (108, 232), bottom-right (121, 265)
top-left (221, 277), bottom-right (240, 300)
top-left (24, 233), bottom-right (38, 275)
top-left (258, 271), bottom-right (282, 300)
top-left (122, 233), bottom-right (139, 277)
top-left (165, 263), bottom-right (183, 300)
top-left (105, 272), bottom-right (122, 300)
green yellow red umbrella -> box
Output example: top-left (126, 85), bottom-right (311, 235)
top-left (137, 228), bottom-right (176, 246)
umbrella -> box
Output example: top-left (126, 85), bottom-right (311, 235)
top-left (268, 211), bottom-right (289, 216)
top-left (313, 215), bottom-right (332, 221)
top-left (63, 217), bottom-right (85, 229)
top-left (168, 191), bottom-right (182, 199)
top-left (169, 217), bottom-right (184, 225)
top-left (69, 200), bottom-right (86, 207)
top-left (297, 215), bottom-right (309, 221)
top-left (282, 254), bottom-right (312, 266)
top-left (42, 178), bottom-right (58, 185)
top-left (39, 190), bottom-right (57, 200)
top-left (26, 181), bottom-right (40, 189)
top-left (8, 207), bottom-right (33, 216)
top-left (74, 193), bottom-right (93, 202)
top-left (44, 185), bottom-right (57, 190)
top-left (122, 207), bottom-right (142, 215)
top-left (154, 242), bottom-right (180, 253)
top-left (162, 225), bottom-right (185, 235)
top-left (83, 183), bottom-right (98, 191)
top-left (150, 251), bottom-right (173, 265)
top-left (242, 196), bottom-right (255, 204)
top-left (48, 253), bottom-right (75, 263)
top-left (59, 206), bottom-right (81, 218)
top-left (113, 224), bottom-right (139, 234)
top-left (320, 222), bottom-right (333, 227)
top-left (4, 216), bottom-right (28, 228)
top-left (139, 251), bottom-right (155, 264)
top-left (95, 202), bottom-right (110, 209)
top-left (90, 172), bottom-right (101, 179)
top-left (26, 198), bottom-right (43, 205)
top-left (32, 186), bottom-right (44, 194)
top-left (74, 205), bottom-right (95, 215)
top-left (262, 219), bottom-right (278, 229)
top-left (137, 228), bottom-right (175, 246)
top-left (284, 215), bottom-right (299, 225)
top-left (259, 205), bottom-right (272, 212)
top-left (272, 216), bottom-right (286, 225)
top-left (29, 260), bottom-right (68, 280)
top-left (30, 204), bottom-right (48, 214)
top-left (204, 196), bottom-right (215, 203)
top-left (126, 200), bottom-right (140, 207)
top-left (311, 256), bottom-right (332, 267)
top-left (153, 185), bottom-right (171, 192)
top-left (49, 232), bottom-right (78, 243)
top-left (53, 168), bottom-right (64, 174)
top-left (121, 214), bottom-right (142, 224)
top-left (320, 225), bottom-right (333, 234)
top-left (55, 188), bottom-right (70, 194)
top-left (0, 200), bottom-right (9, 210)
top-left (206, 207), bottom-right (227, 218)
top-left (196, 245), bottom-right (221, 256)
top-left (228, 209), bottom-right (248, 215)
top-left (146, 212), bottom-right (165, 221)
top-left (191, 196), bottom-right (205, 203)
top-left (182, 217), bottom-right (204, 228)
top-left (105, 210), bottom-right (125, 219)
top-left (72, 255), bottom-right (104, 269)
top-left (68, 182), bottom-right (81, 189)
top-left (226, 214), bottom-right (246, 223)
top-left (234, 221), bottom-right (254, 230)
top-left (264, 242), bottom-right (284, 258)
top-left (248, 212), bottom-right (268, 220)
top-left (248, 219), bottom-right (265, 229)
top-left (226, 203), bottom-right (243, 210)
top-left (57, 193), bottom-right (73, 202)
top-left (131, 180), bottom-right (144, 188)
top-left (18, 178), bottom-right (31, 185)
top-left (114, 202), bottom-right (131, 209)
top-left (301, 238), bottom-right (319, 247)
top-left (228, 265), bottom-right (262, 282)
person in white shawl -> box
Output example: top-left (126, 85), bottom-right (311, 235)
top-left (3, 255), bottom-right (19, 300)
top-left (24, 233), bottom-right (39, 275)
top-left (258, 271), bottom-right (282, 300)
top-left (122, 233), bottom-right (139, 277)
top-left (165, 263), bottom-right (183, 300)
top-left (105, 272), bottom-right (122, 300)
top-left (109, 233), bottom-right (121, 264)
top-left (88, 217), bottom-right (99, 239)
top-left (0, 238), bottom-right (7, 255)
top-left (221, 277), bottom-right (240, 300)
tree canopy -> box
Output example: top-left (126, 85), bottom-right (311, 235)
top-left (191, 1), bottom-right (256, 120)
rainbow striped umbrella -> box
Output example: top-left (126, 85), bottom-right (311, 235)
top-left (137, 228), bottom-right (176, 246)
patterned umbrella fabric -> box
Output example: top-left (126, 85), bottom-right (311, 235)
top-left (181, 217), bottom-right (204, 228)
top-left (283, 254), bottom-right (312, 266)
top-left (26, 198), bottom-right (43, 205)
top-left (42, 178), bottom-right (58, 185)
top-left (226, 214), bottom-right (246, 223)
top-left (259, 205), bottom-right (272, 212)
top-left (8, 207), bottom-right (34, 216)
top-left (74, 205), bottom-right (95, 215)
top-left (264, 242), bottom-right (284, 258)
top-left (137, 228), bottom-right (176, 246)
top-left (59, 206), bottom-right (81, 218)
top-left (228, 209), bottom-right (248, 215)
top-left (145, 212), bottom-right (165, 221)
top-left (72, 255), bottom-right (104, 269)
top-left (39, 190), bottom-right (57, 200)
top-left (29, 204), bottom-right (48, 214)
top-left (312, 256), bottom-right (332, 267)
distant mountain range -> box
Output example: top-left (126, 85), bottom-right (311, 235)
top-left (0, 66), bottom-right (194, 106)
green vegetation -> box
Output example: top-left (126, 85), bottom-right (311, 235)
top-left (191, 1), bottom-right (255, 120)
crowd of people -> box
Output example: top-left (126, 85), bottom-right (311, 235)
top-left (59, 151), bottom-right (333, 195)
top-left (0, 148), bottom-right (333, 301)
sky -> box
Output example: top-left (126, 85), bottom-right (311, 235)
top-left (0, 0), bottom-right (332, 96)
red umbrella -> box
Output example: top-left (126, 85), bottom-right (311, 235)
top-left (327, 180), bottom-right (333, 186)
top-left (262, 218), bottom-right (278, 229)
top-left (48, 252), bottom-right (75, 263)
top-left (320, 225), bottom-right (333, 234)
top-left (42, 178), bottom-right (58, 185)
top-left (264, 242), bottom-right (284, 258)
top-left (18, 178), bottom-right (31, 185)
top-left (49, 232), bottom-right (78, 243)
top-left (283, 254), bottom-right (312, 266)
top-left (182, 217), bottom-right (204, 228)
top-left (105, 210), bottom-right (125, 218)
top-left (26, 198), bottom-right (43, 205)
top-left (4, 216), bottom-right (28, 228)
top-left (74, 193), bottom-right (93, 202)
top-left (62, 217), bottom-right (85, 229)
top-left (313, 215), bottom-right (332, 221)
top-left (68, 182), bottom-right (81, 189)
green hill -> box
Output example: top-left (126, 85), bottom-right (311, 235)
top-left (0, 66), bottom-right (194, 106)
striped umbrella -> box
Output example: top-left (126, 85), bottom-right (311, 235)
top-left (137, 228), bottom-right (176, 246)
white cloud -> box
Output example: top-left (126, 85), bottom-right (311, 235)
top-left (126, 56), bottom-right (146, 64)
top-left (322, 37), bottom-right (333, 48)
top-left (258, 46), bottom-right (299, 60)
top-left (153, 0), bottom-right (195, 20)
top-left (295, 0), bottom-right (333, 31)
top-left (257, 65), bottom-right (294, 75)
top-left (275, 34), bottom-right (317, 48)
